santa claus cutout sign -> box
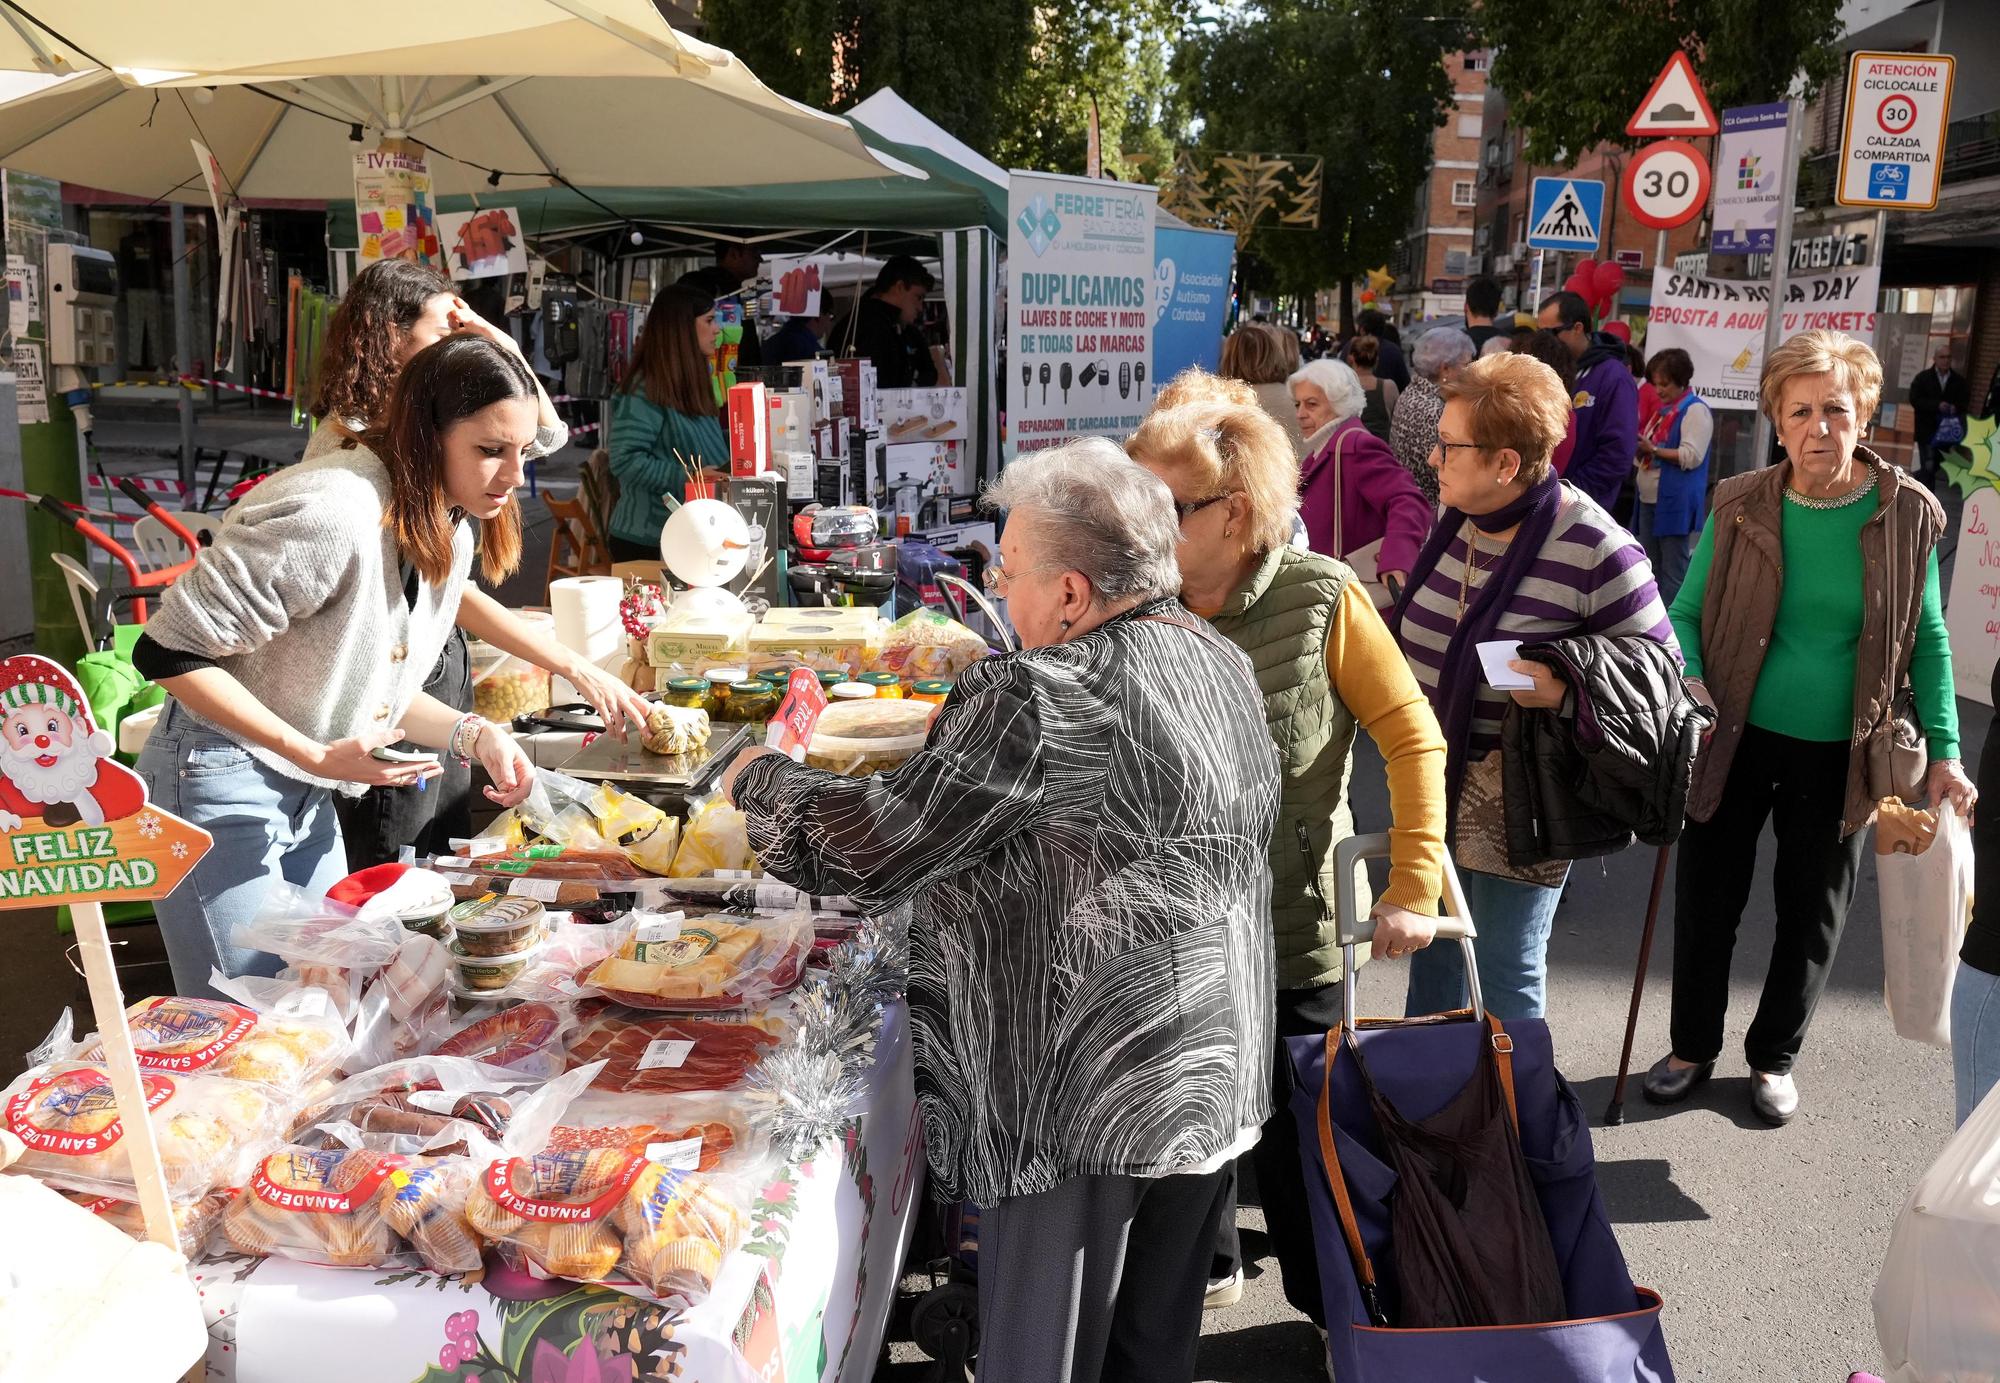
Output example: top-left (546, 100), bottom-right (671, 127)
top-left (0, 655), bottom-right (209, 906)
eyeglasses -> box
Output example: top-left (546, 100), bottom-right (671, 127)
top-left (1174, 491), bottom-right (1235, 524)
top-left (1430, 437), bottom-right (1487, 461)
top-left (983, 551), bottom-right (1056, 595)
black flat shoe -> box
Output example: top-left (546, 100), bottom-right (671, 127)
top-left (1641, 1054), bottom-right (1713, 1105)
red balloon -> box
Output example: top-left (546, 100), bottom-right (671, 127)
top-left (1593, 261), bottom-right (1625, 298)
top-left (1360, 290), bottom-right (1376, 303)
top-left (1563, 273), bottom-right (1590, 301)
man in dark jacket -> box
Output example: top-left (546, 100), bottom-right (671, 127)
top-left (834, 255), bottom-right (938, 388)
top-left (1909, 344), bottom-right (1971, 486)
top-left (1539, 290), bottom-right (1639, 516)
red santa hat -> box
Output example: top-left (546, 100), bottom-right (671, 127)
top-left (0, 656), bottom-right (114, 757)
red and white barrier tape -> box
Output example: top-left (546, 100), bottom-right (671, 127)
top-left (89, 473), bottom-right (187, 496)
top-left (178, 375), bottom-right (293, 400)
top-left (566, 420), bottom-right (601, 436)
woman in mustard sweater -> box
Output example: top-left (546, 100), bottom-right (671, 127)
top-left (1129, 370), bottom-right (1447, 1321)
top-left (607, 283), bottom-right (728, 560)
top-left (1645, 331), bottom-right (1975, 1126)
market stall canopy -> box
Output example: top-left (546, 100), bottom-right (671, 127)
top-left (0, 0), bottom-right (705, 78)
top-left (0, 16), bottom-right (910, 200)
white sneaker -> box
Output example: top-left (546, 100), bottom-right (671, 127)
top-left (1751, 1069), bottom-right (1798, 1126)
top-left (1203, 1267), bottom-right (1243, 1310)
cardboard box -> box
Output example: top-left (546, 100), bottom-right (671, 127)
top-left (885, 441), bottom-right (966, 496)
top-left (782, 448), bottom-right (816, 501)
top-left (768, 389), bottom-right (813, 450)
top-left (832, 359), bottom-right (879, 430)
top-left (879, 387), bottom-right (968, 444)
top-left (727, 382), bottom-right (770, 476)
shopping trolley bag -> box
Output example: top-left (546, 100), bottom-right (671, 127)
top-left (1286, 834), bottom-right (1673, 1382)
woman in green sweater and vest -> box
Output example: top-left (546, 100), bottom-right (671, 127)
top-left (607, 283), bottom-right (728, 561)
top-left (1130, 371), bottom-right (1447, 1321)
top-left (1645, 330), bottom-right (1975, 1126)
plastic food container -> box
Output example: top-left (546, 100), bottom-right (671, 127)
top-left (805, 698), bottom-right (935, 776)
top-left (469, 612), bottom-right (555, 721)
top-left (445, 896), bottom-right (547, 956)
top-left (449, 938), bottom-right (543, 993)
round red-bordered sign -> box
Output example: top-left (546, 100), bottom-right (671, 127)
top-left (1621, 140), bottom-right (1712, 230)
top-left (1877, 94), bottom-right (1918, 134)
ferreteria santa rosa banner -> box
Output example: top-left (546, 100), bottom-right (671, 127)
top-left (1007, 170), bottom-right (1157, 456)
top-left (1645, 264), bottom-right (1882, 408)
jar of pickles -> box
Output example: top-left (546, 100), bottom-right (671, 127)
top-left (912, 680), bottom-right (954, 705)
top-left (858, 672), bottom-right (904, 699)
top-left (718, 679), bottom-right (780, 723)
top-left (662, 677), bottom-right (714, 712)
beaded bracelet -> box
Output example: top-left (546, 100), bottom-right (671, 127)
top-left (449, 713), bottom-right (487, 763)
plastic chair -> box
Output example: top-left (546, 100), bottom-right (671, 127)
top-left (51, 552), bottom-right (104, 649)
top-left (133, 511), bottom-right (220, 570)
top-left (543, 491), bottom-right (613, 585)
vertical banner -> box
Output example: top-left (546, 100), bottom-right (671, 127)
top-left (1006, 171), bottom-right (1156, 457)
top-left (943, 228), bottom-right (1001, 487)
top-left (351, 144), bottom-right (439, 268)
top-left (1152, 226), bottom-right (1237, 388)
top-left (1644, 264), bottom-right (1880, 408)
top-left (1710, 104), bottom-right (1789, 256)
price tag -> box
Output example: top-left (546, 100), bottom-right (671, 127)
top-left (632, 910), bottom-right (685, 945)
top-left (645, 1137), bottom-right (704, 1171)
top-left (464, 836), bottom-right (509, 859)
top-left (755, 883), bottom-right (803, 910)
top-left (636, 1038), bottom-right (694, 1071)
top-left (405, 1090), bottom-right (464, 1114)
top-left (507, 878), bottom-right (563, 902)
top-left (718, 870), bottom-right (757, 881)
top-left (443, 872), bottom-right (480, 886)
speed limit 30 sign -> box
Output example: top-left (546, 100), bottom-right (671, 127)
top-left (1621, 140), bottom-right (1711, 230)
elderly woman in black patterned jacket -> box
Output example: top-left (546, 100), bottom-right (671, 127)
top-left (720, 439), bottom-right (1281, 1383)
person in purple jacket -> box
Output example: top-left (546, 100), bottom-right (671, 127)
top-left (1538, 290), bottom-right (1639, 515)
top-left (1288, 356), bottom-right (1434, 604)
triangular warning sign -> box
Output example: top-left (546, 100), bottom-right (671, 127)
top-left (1533, 183), bottom-right (1595, 240)
top-left (1625, 51), bottom-right (1719, 137)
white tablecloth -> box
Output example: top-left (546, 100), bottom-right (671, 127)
top-left (195, 1002), bottom-right (922, 1383)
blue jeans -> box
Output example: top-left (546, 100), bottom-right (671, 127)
top-left (1952, 961), bottom-right (2000, 1126)
top-left (1634, 500), bottom-right (1694, 607)
top-left (1405, 867), bottom-right (1565, 1020)
top-left (135, 699), bottom-right (347, 999)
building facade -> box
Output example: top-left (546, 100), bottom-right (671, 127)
top-left (1391, 50), bottom-right (1489, 323)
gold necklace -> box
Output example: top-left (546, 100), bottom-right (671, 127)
top-left (1457, 521), bottom-right (1485, 619)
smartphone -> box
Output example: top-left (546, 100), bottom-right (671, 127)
top-left (370, 746), bottom-right (441, 764)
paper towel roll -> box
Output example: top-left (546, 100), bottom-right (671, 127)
top-left (549, 575), bottom-right (624, 704)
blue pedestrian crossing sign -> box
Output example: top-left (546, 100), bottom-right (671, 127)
top-left (1527, 177), bottom-right (1605, 250)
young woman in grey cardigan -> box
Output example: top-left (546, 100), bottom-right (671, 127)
top-left (134, 337), bottom-right (543, 996)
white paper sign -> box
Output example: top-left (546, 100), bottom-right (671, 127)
top-left (645, 1137), bottom-right (704, 1171)
top-left (506, 877), bottom-right (563, 902)
top-left (632, 910), bottom-right (685, 945)
top-left (1945, 486), bottom-right (2000, 707)
top-left (13, 340), bottom-right (47, 424)
top-left (436, 207), bottom-right (527, 282)
top-left (1477, 640), bottom-right (1535, 690)
top-left (1645, 265), bottom-right (1881, 409)
top-left (764, 254), bottom-right (827, 318)
top-left (636, 1038), bottom-right (695, 1071)
top-left (1007, 170), bottom-right (1156, 456)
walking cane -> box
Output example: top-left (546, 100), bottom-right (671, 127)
top-left (1604, 844), bottom-right (1672, 1126)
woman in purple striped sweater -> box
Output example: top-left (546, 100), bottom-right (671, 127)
top-left (1389, 352), bottom-right (1677, 1019)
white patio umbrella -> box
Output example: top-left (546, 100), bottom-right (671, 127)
top-left (0, 5), bottom-right (908, 200)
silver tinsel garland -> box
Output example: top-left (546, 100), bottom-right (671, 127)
top-left (740, 906), bottom-right (911, 1157)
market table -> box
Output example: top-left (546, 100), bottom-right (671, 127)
top-left (193, 1002), bottom-right (923, 1383)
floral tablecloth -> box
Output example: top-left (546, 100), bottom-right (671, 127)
top-left (195, 1003), bottom-right (922, 1383)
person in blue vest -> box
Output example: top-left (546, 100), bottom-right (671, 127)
top-left (1537, 290), bottom-right (1639, 515)
top-left (1633, 348), bottom-right (1712, 605)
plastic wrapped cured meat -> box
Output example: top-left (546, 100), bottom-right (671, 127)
top-left (427, 1002), bottom-right (576, 1078)
top-left (288, 1055), bottom-right (544, 1157)
top-left (2, 1062), bottom-right (281, 1201)
top-left (566, 1007), bottom-right (780, 1095)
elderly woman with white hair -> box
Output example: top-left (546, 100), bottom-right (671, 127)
top-left (720, 438), bottom-right (1281, 1383)
top-left (1391, 327), bottom-right (1477, 507)
top-left (1290, 355), bottom-right (1434, 601)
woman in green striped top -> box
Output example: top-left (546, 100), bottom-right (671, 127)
top-left (607, 282), bottom-right (728, 560)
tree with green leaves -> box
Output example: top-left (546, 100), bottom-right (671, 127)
top-left (1477, 0), bottom-right (1846, 165)
top-left (701, 0), bottom-right (1180, 181)
top-left (1176, 0), bottom-right (1471, 327)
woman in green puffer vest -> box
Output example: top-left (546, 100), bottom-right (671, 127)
top-left (1129, 371), bottom-right (1448, 1326)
